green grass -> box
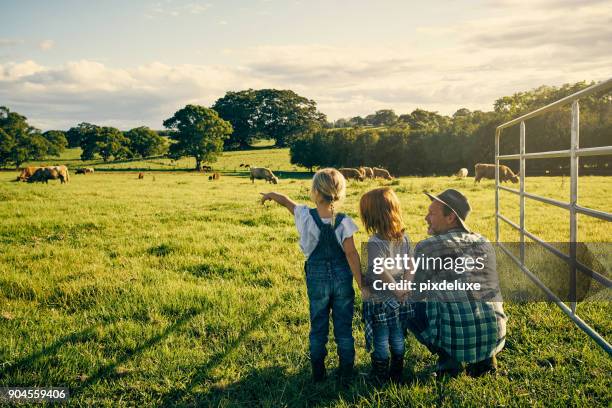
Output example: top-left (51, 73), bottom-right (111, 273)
top-left (0, 148), bottom-right (610, 407)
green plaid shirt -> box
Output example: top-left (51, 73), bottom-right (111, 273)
top-left (412, 228), bottom-right (507, 363)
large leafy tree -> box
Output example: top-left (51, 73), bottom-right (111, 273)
top-left (78, 125), bottom-right (130, 161)
top-left (42, 130), bottom-right (68, 157)
top-left (0, 106), bottom-right (61, 168)
top-left (371, 109), bottom-right (398, 126)
top-left (124, 126), bottom-right (168, 158)
top-left (212, 89), bottom-right (326, 148)
top-left (66, 122), bottom-right (99, 148)
top-left (211, 89), bottom-right (258, 149)
top-left (163, 104), bottom-right (233, 171)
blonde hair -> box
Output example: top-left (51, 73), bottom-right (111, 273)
top-left (310, 168), bottom-right (346, 226)
top-left (359, 187), bottom-right (405, 241)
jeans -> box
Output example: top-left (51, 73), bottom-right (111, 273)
top-left (372, 316), bottom-right (405, 360)
top-left (305, 260), bottom-right (355, 365)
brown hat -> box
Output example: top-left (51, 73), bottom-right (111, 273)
top-left (425, 189), bottom-right (471, 232)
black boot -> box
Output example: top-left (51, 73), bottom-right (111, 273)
top-left (311, 358), bottom-right (326, 382)
top-left (336, 358), bottom-right (355, 387)
top-left (389, 354), bottom-right (404, 383)
top-left (467, 354), bottom-right (497, 377)
top-left (370, 355), bottom-right (389, 384)
top-left (435, 354), bottom-right (462, 378)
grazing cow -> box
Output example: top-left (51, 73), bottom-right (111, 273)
top-left (373, 167), bottom-right (393, 180)
top-left (209, 172), bottom-right (220, 181)
top-left (339, 168), bottom-right (365, 181)
top-left (138, 172), bottom-right (144, 179)
top-left (250, 167), bottom-right (278, 184)
top-left (47, 165), bottom-right (70, 183)
top-left (455, 168), bottom-right (468, 178)
top-left (362, 166), bottom-right (375, 179)
top-left (76, 167), bottom-right (94, 175)
top-left (28, 167), bottom-right (65, 184)
top-left (474, 163), bottom-right (519, 183)
top-left (17, 166), bottom-right (43, 182)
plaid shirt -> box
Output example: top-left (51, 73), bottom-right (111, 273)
top-left (412, 228), bottom-right (507, 363)
top-left (362, 298), bottom-right (414, 352)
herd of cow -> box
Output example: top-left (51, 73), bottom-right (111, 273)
top-left (246, 163), bottom-right (519, 185)
top-left (14, 162), bottom-right (520, 185)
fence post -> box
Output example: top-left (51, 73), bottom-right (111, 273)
top-left (495, 128), bottom-right (500, 244)
top-left (520, 121), bottom-right (526, 265)
top-left (570, 101), bottom-right (579, 314)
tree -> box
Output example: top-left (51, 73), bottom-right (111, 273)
top-left (124, 126), bottom-right (168, 158)
top-left (163, 104), bottom-right (233, 171)
top-left (78, 125), bottom-right (130, 161)
top-left (0, 106), bottom-right (60, 168)
top-left (213, 89), bottom-right (326, 148)
top-left (372, 109), bottom-right (398, 126)
top-left (212, 89), bottom-right (258, 149)
top-left (42, 130), bottom-right (68, 157)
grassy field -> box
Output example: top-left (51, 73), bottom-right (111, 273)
top-left (0, 147), bottom-right (610, 407)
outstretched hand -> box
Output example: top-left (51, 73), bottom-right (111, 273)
top-left (260, 192), bottom-right (273, 205)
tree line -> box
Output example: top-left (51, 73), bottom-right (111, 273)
top-left (290, 81), bottom-right (611, 176)
top-left (0, 88), bottom-right (323, 169)
top-left (1, 81), bottom-right (609, 173)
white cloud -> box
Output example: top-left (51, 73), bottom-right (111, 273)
top-left (149, 1), bottom-right (212, 17)
top-left (0, 38), bottom-right (24, 47)
top-left (2, 1), bottom-right (610, 129)
top-left (38, 40), bottom-right (55, 51)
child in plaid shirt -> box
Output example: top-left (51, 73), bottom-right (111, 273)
top-left (359, 187), bottom-right (412, 383)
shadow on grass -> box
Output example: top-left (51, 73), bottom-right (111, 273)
top-left (191, 355), bottom-right (436, 407)
top-left (159, 298), bottom-right (286, 406)
top-left (0, 327), bottom-right (96, 382)
top-left (69, 307), bottom-right (206, 397)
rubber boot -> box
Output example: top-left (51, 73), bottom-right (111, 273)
top-left (370, 355), bottom-right (389, 385)
top-left (311, 358), bottom-right (326, 382)
top-left (336, 358), bottom-right (355, 387)
top-left (467, 354), bottom-right (497, 377)
top-left (389, 353), bottom-right (404, 383)
top-left (435, 353), bottom-right (462, 378)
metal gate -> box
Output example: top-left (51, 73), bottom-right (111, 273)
top-left (495, 78), bottom-right (612, 355)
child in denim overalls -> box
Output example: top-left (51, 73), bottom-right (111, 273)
top-left (359, 187), bottom-right (412, 383)
top-left (260, 168), bottom-right (364, 382)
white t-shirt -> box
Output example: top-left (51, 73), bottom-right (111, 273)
top-left (293, 204), bottom-right (359, 258)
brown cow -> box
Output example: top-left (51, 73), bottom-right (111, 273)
top-left (48, 165), bottom-right (70, 183)
top-left (339, 168), bottom-right (365, 181)
top-left (17, 166), bottom-right (43, 182)
top-left (373, 167), bottom-right (393, 180)
top-left (209, 172), bottom-right (220, 180)
top-left (27, 167), bottom-right (64, 184)
top-left (76, 167), bottom-right (94, 174)
top-left (474, 163), bottom-right (519, 183)
top-left (362, 166), bottom-right (375, 179)
top-left (250, 167), bottom-right (278, 184)
top-left (138, 172), bottom-right (144, 179)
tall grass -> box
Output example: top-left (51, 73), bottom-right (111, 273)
top-left (0, 148), bottom-right (610, 406)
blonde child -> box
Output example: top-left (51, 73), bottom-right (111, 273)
top-left (260, 168), bottom-right (363, 383)
top-left (359, 187), bottom-right (412, 383)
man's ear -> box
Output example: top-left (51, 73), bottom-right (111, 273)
top-left (447, 211), bottom-right (459, 226)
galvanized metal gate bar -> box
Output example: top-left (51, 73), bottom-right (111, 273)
top-left (495, 78), bottom-right (612, 356)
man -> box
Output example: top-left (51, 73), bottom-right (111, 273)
top-left (404, 189), bottom-right (506, 377)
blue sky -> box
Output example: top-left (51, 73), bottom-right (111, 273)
top-left (1, 0), bottom-right (611, 129)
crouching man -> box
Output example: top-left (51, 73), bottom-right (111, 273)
top-left (404, 189), bottom-right (506, 377)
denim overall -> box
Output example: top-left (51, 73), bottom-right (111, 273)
top-left (305, 208), bottom-right (355, 367)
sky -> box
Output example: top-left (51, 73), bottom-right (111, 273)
top-left (1, 0), bottom-right (611, 130)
